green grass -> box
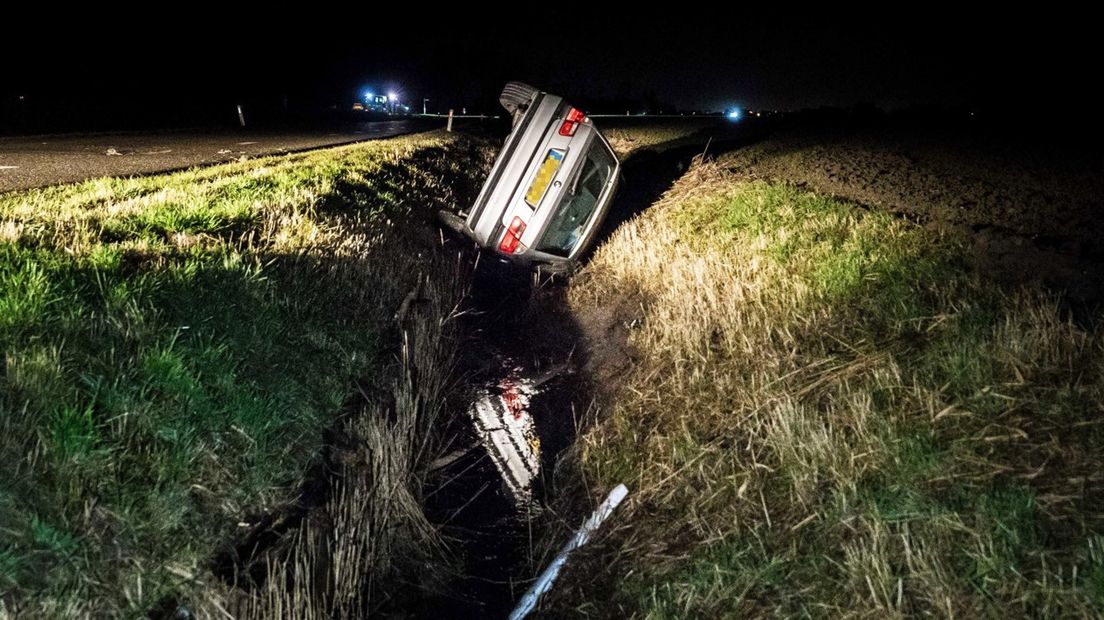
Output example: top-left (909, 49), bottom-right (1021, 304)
top-left (554, 157), bottom-right (1104, 617)
top-left (0, 131), bottom-right (488, 616)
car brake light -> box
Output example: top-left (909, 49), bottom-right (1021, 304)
top-left (499, 216), bottom-right (526, 253)
top-left (559, 107), bottom-right (586, 136)
top-left (499, 235), bottom-right (520, 254)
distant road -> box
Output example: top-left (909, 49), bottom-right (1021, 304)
top-left (0, 119), bottom-right (438, 192)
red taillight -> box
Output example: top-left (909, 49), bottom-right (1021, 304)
top-left (498, 216), bottom-right (526, 253)
top-left (559, 107), bottom-right (586, 136)
top-left (499, 234), bottom-right (520, 254)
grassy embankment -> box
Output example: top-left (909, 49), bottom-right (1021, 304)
top-left (0, 132), bottom-right (489, 616)
top-left (604, 120), bottom-right (719, 159)
top-left (555, 154), bottom-right (1104, 616)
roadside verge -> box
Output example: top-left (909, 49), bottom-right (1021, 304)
top-left (541, 155), bottom-right (1104, 616)
top-left (0, 131), bottom-right (492, 616)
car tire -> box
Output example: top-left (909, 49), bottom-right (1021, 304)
top-left (499, 82), bottom-right (538, 116)
top-left (436, 210), bottom-right (468, 236)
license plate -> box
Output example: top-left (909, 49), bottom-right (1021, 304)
top-left (525, 149), bottom-right (564, 206)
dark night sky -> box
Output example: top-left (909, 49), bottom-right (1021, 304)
top-left (2, 9), bottom-right (1097, 119)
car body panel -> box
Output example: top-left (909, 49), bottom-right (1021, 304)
top-left (457, 85), bottom-right (621, 270)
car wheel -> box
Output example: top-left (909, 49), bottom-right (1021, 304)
top-left (436, 210), bottom-right (468, 236)
top-left (499, 81), bottom-right (538, 116)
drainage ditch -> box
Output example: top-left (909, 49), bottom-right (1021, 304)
top-left (198, 126), bottom-right (766, 619)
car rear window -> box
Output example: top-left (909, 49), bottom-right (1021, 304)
top-left (534, 141), bottom-right (615, 257)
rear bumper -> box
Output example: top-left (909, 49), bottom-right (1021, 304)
top-left (440, 209), bottom-right (571, 270)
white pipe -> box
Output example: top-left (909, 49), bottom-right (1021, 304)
top-left (509, 484), bottom-right (629, 620)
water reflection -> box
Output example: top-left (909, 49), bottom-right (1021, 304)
top-left (467, 358), bottom-right (570, 505)
top-left (469, 368), bottom-right (542, 504)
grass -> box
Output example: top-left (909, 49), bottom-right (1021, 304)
top-left (550, 154), bottom-right (1104, 617)
top-left (602, 120), bottom-right (717, 158)
top-left (0, 131), bottom-right (490, 616)
top-left (216, 267), bottom-right (466, 618)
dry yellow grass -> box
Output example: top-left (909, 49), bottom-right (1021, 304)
top-left (551, 156), bottom-right (1104, 617)
top-left (198, 270), bottom-right (467, 619)
top-left (602, 120), bottom-right (716, 158)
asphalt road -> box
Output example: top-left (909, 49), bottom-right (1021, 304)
top-left (0, 119), bottom-right (438, 192)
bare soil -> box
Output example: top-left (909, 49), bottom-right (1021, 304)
top-left (719, 121), bottom-right (1104, 303)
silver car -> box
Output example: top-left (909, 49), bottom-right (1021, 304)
top-left (439, 82), bottom-right (621, 274)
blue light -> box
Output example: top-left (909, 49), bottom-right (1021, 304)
top-left (727, 108), bottom-right (742, 121)
top-left (364, 91), bottom-right (374, 100)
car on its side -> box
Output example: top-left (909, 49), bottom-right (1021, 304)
top-left (439, 82), bottom-right (621, 274)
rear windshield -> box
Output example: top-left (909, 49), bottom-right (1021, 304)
top-left (535, 141), bottom-right (615, 257)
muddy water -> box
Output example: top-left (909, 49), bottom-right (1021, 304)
top-left (422, 262), bottom-right (587, 617)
